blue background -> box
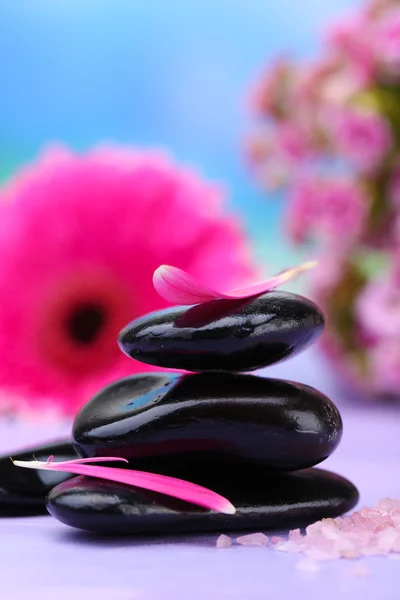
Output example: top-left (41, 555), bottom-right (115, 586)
top-left (0, 0), bottom-right (360, 269)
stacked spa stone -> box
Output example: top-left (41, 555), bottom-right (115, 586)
top-left (0, 291), bottom-right (359, 532)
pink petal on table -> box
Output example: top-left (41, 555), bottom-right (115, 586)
top-left (153, 261), bottom-right (318, 305)
top-left (11, 457), bottom-right (236, 515)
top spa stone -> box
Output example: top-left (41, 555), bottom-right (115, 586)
top-left (118, 291), bottom-right (324, 372)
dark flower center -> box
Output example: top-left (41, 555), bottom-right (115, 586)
top-left (65, 303), bottom-right (107, 345)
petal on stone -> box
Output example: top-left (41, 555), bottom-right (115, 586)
top-left (153, 261), bottom-right (318, 305)
top-left (12, 457), bottom-right (236, 515)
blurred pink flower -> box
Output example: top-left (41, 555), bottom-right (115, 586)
top-left (250, 58), bottom-right (294, 119)
top-left (333, 109), bottom-right (391, 171)
top-left (376, 9), bottom-right (400, 74)
top-left (285, 178), bottom-right (317, 244)
top-left (356, 275), bottom-right (400, 338)
top-left (248, 0), bottom-right (400, 400)
top-left (276, 123), bottom-right (312, 164)
top-left (250, 123), bottom-right (314, 190)
top-left (326, 13), bottom-right (376, 85)
top-left (310, 253), bottom-right (347, 300)
top-left (389, 164), bottom-right (400, 207)
top-left (286, 177), bottom-right (368, 244)
top-left (370, 339), bottom-right (400, 394)
top-left (0, 146), bottom-right (254, 416)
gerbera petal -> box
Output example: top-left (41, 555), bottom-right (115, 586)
top-left (45, 456), bottom-right (129, 466)
top-left (153, 261), bottom-right (318, 305)
top-left (12, 457), bottom-right (236, 515)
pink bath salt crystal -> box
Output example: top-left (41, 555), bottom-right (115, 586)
top-left (352, 511), bottom-right (369, 527)
top-left (271, 536), bottom-right (285, 545)
top-left (289, 528), bottom-right (303, 542)
top-left (334, 533), bottom-right (362, 555)
top-left (339, 516), bottom-right (355, 531)
top-left (295, 559), bottom-right (320, 572)
top-left (322, 518), bottom-right (339, 528)
top-left (305, 544), bottom-right (341, 562)
top-left (273, 498), bottom-right (400, 562)
top-left (360, 507), bottom-right (382, 519)
top-left (341, 549), bottom-right (361, 559)
top-left (306, 521), bottom-right (324, 536)
top-left (319, 521), bottom-right (342, 540)
top-left (216, 534), bottom-right (233, 549)
top-left (236, 532), bottom-right (269, 547)
top-left (371, 514), bottom-right (394, 531)
top-left (360, 544), bottom-right (389, 557)
top-left (392, 536), bottom-right (400, 552)
top-left (377, 526), bottom-right (399, 552)
top-left (375, 497), bottom-right (400, 514)
top-left (348, 529), bottom-right (375, 548)
top-left (346, 563), bottom-right (370, 578)
top-left (391, 510), bottom-right (400, 527)
top-left (302, 534), bottom-right (342, 562)
top-left (276, 540), bottom-right (303, 553)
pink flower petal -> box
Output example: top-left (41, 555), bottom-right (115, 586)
top-left (46, 456), bottom-right (129, 466)
top-left (153, 261), bottom-right (318, 305)
top-left (12, 457), bottom-right (236, 515)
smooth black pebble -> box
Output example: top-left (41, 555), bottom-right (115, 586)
top-left (0, 441), bottom-right (77, 516)
top-left (118, 291), bottom-right (324, 372)
top-left (46, 465), bottom-right (359, 534)
top-left (73, 372), bottom-right (342, 471)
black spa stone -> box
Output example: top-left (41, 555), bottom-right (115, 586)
top-left (46, 465), bottom-right (359, 534)
top-left (118, 291), bottom-right (324, 372)
top-left (72, 372), bottom-right (342, 471)
top-left (0, 441), bottom-right (76, 516)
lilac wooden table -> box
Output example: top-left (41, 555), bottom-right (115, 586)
top-left (1, 350), bottom-right (399, 599)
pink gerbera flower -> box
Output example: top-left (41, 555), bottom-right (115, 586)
top-left (0, 146), bottom-right (254, 416)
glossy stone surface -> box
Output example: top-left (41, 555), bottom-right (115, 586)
top-left (0, 441), bottom-right (76, 516)
top-left (118, 291), bottom-right (324, 372)
top-left (73, 373), bottom-right (342, 471)
top-left (47, 465), bottom-right (359, 534)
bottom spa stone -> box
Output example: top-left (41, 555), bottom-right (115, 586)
top-left (46, 466), bottom-right (359, 534)
top-left (0, 441), bottom-right (76, 516)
